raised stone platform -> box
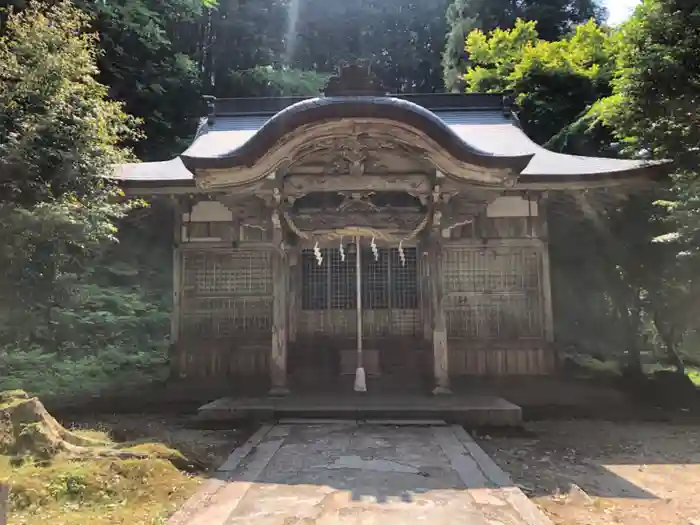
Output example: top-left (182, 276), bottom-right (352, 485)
top-left (197, 394), bottom-right (522, 427)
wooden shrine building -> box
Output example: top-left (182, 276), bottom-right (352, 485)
top-left (115, 67), bottom-right (665, 396)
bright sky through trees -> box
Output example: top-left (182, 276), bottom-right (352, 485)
top-left (605, 0), bottom-right (640, 24)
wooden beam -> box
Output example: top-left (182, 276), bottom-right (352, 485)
top-left (269, 210), bottom-right (290, 396)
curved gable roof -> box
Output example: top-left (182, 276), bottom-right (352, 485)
top-left (179, 96), bottom-right (533, 175)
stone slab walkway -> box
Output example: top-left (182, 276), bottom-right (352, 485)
top-left (168, 421), bottom-right (553, 525)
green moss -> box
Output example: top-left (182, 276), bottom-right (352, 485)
top-left (0, 453), bottom-right (200, 525)
top-left (687, 368), bottom-right (700, 386)
top-left (0, 390), bottom-right (30, 409)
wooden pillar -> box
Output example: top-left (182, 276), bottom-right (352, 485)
top-left (540, 201), bottom-right (555, 342)
top-left (428, 230), bottom-right (451, 395)
top-left (269, 210), bottom-right (290, 396)
top-left (420, 237), bottom-right (433, 342)
top-left (170, 197), bottom-right (183, 379)
top-left (288, 247), bottom-right (300, 343)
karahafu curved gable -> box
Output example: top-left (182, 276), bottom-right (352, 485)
top-left (180, 96), bottom-right (533, 189)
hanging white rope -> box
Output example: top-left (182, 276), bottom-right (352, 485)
top-left (339, 236), bottom-right (345, 262)
top-left (314, 241), bottom-right (323, 266)
top-left (370, 236), bottom-right (379, 262)
top-left (398, 240), bottom-right (406, 267)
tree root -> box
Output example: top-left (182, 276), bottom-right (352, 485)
top-left (0, 390), bottom-right (204, 472)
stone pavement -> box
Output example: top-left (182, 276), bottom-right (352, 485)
top-left (168, 421), bottom-right (553, 525)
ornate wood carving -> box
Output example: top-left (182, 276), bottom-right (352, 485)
top-left (292, 210), bottom-right (426, 232)
top-left (289, 134), bottom-right (419, 177)
top-left (282, 190), bottom-right (431, 242)
top-left (284, 174), bottom-right (431, 197)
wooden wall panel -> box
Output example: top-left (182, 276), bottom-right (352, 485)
top-left (175, 340), bottom-right (269, 379)
top-left (448, 343), bottom-right (556, 376)
top-left (297, 310), bottom-right (420, 338)
top-left (174, 247), bottom-right (272, 379)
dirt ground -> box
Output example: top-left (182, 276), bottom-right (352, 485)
top-left (476, 419), bottom-right (700, 525)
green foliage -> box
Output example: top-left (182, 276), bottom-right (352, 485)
top-left (224, 66), bottom-right (329, 97)
top-left (458, 18), bottom-right (696, 373)
top-left (594, 1), bottom-right (700, 261)
top-left (198, 0), bottom-right (450, 95)
top-left (77, 0), bottom-right (204, 160)
top-left (443, 0), bottom-right (606, 91)
top-left (0, 346), bottom-right (168, 400)
top-left (0, 2), bottom-right (137, 202)
top-left (287, 0), bottom-right (450, 93)
top-left (0, 1), bottom-right (138, 304)
top-left (0, 2), bottom-right (170, 400)
top-left (591, 0), bottom-right (700, 370)
top-left (463, 19), bottom-right (616, 145)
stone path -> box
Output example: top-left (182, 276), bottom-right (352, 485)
top-left (168, 421), bottom-right (553, 525)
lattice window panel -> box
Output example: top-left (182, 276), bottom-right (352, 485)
top-left (181, 249), bottom-right (273, 341)
top-left (443, 246), bottom-right (543, 340)
top-left (443, 247), bottom-right (540, 293)
top-left (362, 247), bottom-right (389, 309)
top-left (330, 248), bottom-right (357, 310)
top-left (300, 247), bottom-right (418, 311)
top-left (389, 247), bottom-right (418, 309)
top-left (183, 250), bottom-right (272, 297)
top-left (445, 294), bottom-right (542, 339)
top-left (301, 249), bottom-right (332, 310)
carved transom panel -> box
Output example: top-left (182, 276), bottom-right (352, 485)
top-left (285, 191), bottom-right (429, 242)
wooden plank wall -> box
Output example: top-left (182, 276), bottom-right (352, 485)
top-left (448, 344), bottom-right (555, 376)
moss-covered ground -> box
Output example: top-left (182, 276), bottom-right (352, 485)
top-left (0, 391), bottom-right (251, 525)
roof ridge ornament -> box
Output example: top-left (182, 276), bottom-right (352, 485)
top-left (323, 64), bottom-right (386, 97)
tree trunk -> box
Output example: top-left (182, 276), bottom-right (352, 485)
top-left (653, 311), bottom-right (686, 375)
top-left (617, 303), bottom-right (642, 375)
